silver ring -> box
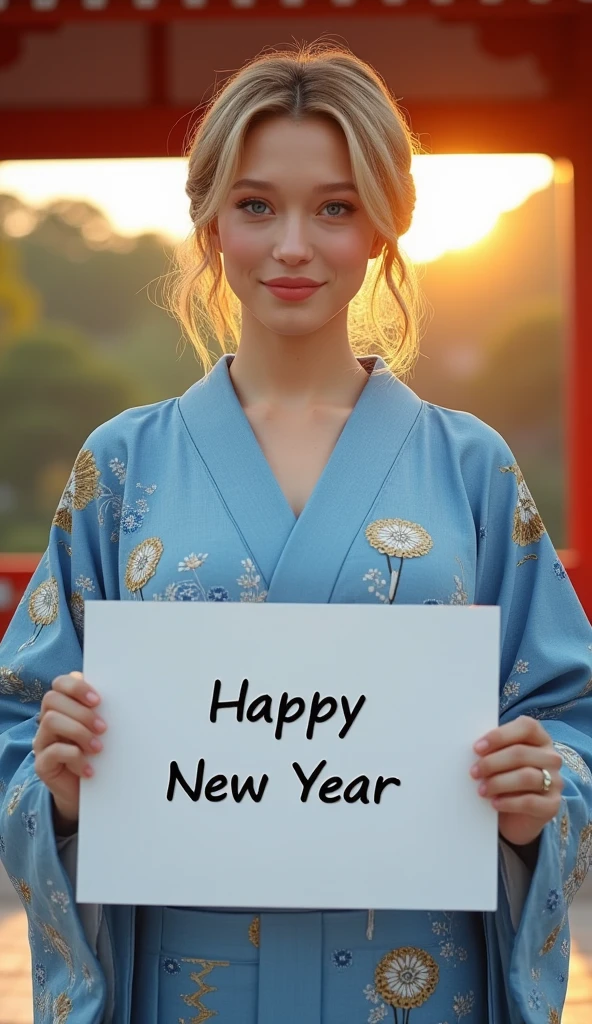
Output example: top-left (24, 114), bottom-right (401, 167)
top-left (541, 768), bottom-right (552, 794)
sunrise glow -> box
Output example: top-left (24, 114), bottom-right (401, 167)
top-left (0, 154), bottom-right (561, 265)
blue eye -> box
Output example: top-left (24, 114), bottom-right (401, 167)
top-left (233, 199), bottom-right (354, 218)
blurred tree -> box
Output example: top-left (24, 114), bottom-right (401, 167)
top-left (0, 238), bottom-right (40, 343)
top-left (0, 324), bottom-right (138, 550)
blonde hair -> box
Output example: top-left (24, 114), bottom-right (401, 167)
top-left (165, 41), bottom-right (428, 377)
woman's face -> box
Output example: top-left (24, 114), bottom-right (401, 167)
top-left (213, 115), bottom-right (380, 338)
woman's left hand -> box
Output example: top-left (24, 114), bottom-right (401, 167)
top-left (471, 715), bottom-right (564, 847)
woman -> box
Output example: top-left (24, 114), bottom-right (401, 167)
top-left (1, 43), bottom-right (591, 1024)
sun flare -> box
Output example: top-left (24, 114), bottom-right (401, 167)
top-left (0, 153), bottom-right (563, 266)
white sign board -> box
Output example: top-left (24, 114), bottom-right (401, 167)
top-left (79, 602), bottom-right (500, 910)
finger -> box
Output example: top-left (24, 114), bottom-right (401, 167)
top-left (35, 742), bottom-right (94, 782)
top-left (473, 744), bottom-right (563, 780)
top-left (479, 767), bottom-right (564, 799)
top-left (491, 792), bottom-right (562, 818)
top-left (474, 716), bottom-right (551, 755)
top-left (34, 710), bottom-right (104, 758)
top-left (40, 689), bottom-right (107, 736)
top-left (49, 673), bottom-right (101, 708)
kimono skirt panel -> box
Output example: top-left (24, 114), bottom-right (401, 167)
top-left (0, 354), bottom-right (591, 1024)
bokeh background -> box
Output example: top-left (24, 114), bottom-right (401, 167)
top-left (0, 152), bottom-right (572, 553)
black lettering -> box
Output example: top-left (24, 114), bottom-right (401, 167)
top-left (166, 758), bottom-right (205, 802)
top-left (318, 776), bottom-right (343, 803)
top-left (339, 695), bottom-right (367, 739)
top-left (210, 678), bottom-right (249, 723)
top-left (306, 693), bottom-right (338, 740)
top-left (275, 692), bottom-right (306, 739)
top-left (246, 694), bottom-right (273, 724)
top-left (343, 775), bottom-right (370, 804)
top-left (374, 775), bottom-right (401, 803)
top-left (231, 773), bottom-right (269, 803)
top-left (292, 759), bottom-right (327, 802)
top-left (204, 774), bottom-right (228, 802)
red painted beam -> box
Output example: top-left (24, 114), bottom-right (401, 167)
top-left (1, 0), bottom-right (592, 24)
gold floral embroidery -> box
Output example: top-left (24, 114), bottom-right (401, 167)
top-left (517, 554), bottom-right (538, 567)
top-left (10, 877), bottom-right (32, 904)
top-left (540, 924), bottom-right (562, 956)
top-left (366, 519), bottom-right (433, 605)
top-left (125, 537), bottom-right (164, 598)
top-left (53, 992), bottom-right (73, 1024)
top-left (17, 578), bottom-right (60, 652)
top-left (70, 592), bottom-right (85, 642)
top-left (375, 946), bottom-right (439, 1010)
top-left (34, 991), bottom-right (51, 1015)
top-left (554, 742), bottom-right (592, 786)
top-left (6, 781), bottom-right (28, 815)
top-left (499, 464), bottom-right (546, 546)
top-left (179, 958), bottom-right (230, 1024)
top-left (545, 822), bottom-right (592, 941)
top-left (42, 923), bottom-right (75, 981)
top-left (548, 1010), bottom-right (561, 1024)
top-left (0, 667), bottom-right (44, 704)
top-left (560, 810), bottom-right (570, 845)
top-left (248, 915), bottom-right (260, 948)
top-left (53, 449), bottom-right (101, 533)
top-left (366, 519), bottom-right (433, 559)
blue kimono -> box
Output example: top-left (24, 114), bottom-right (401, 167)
top-left (1, 353), bottom-right (591, 1024)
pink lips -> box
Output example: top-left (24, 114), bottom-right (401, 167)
top-left (263, 277), bottom-right (325, 302)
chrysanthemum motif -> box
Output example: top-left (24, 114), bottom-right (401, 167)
top-left (375, 947), bottom-right (439, 1010)
top-left (34, 962), bottom-right (47, 987)
top-left (70, 592), bottom-right (85, 642)
top-left (499, 464), bottom-right (546, 546)
top-left (162, 957), bottom-right (181, 975)
top-left (28, 578), bottom-right (59, 627)
top-left (248, 916), bottom-right (260, 948)
top-left (124, 537), bottom-right (164, 596)
top-left (11, 877), bottom-right (32, 904)
top-left (366, 520), bottom-right (433, 559)
top-left (207, 586), bottom-right (230, 602)
top-left (554, 742), bottom-right (592, 786)
top-left (72, 449), bottom-right (101, 510)
top-left (52, 991), bottom-right (73, 1024)
top-left (0, 667), bottom-right (27, 698)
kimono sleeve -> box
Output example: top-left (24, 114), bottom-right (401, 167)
top-left (0, 434), bottom-right (122, 1022)
top-left (474, 435), bottom-right (592, 1020)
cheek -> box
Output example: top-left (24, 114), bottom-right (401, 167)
top-left (324, 229), bottom-right (374, 274)
top-left (218, 223), bottom-right (264, 270)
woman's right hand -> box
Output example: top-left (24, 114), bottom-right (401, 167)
top-left (32, 671), bottom-right (107, 834)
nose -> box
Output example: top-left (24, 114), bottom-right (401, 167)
top-left (272, 213), bottom-right (313, 265)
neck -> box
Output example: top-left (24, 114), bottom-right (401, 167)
top-left (228, 307), bottom-right (368, 411)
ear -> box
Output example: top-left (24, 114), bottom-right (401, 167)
top-left (369, 233), bottom-right (383, 260)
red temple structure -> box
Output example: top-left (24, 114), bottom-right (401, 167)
top-left (0, 0), bottom-right (591, 631)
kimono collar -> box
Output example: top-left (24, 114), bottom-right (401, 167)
top-left (177, 353), bottom-right (423, 601)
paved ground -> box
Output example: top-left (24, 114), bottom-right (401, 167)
top-left (1, 867), bottom-right (591, 1022)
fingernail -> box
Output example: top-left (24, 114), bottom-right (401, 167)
top-left (470, 764), bottom-right (481, 778)
top-left (93, 717), bottom-right (106, 732)
top-left (90, 738), bottom-right (102, 752)
top-left (474, 739), bottom-right (489, 753)
top-left (478, 782), bottom-right (487, 796)
top-left (84, 764), bottom-right (94, 777)
top-left (86, 692), bottom-right (99, 705)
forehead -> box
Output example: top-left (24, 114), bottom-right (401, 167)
top-left (238, 115), bottom-right (352, 181)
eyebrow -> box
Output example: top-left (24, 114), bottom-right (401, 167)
top-left (231, 178), bottom-right (358, 194)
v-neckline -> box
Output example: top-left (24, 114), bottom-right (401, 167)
top-left (177, 353), bottom-right (424, 599)
top-left (224, 353), bottom-right (379, 524)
